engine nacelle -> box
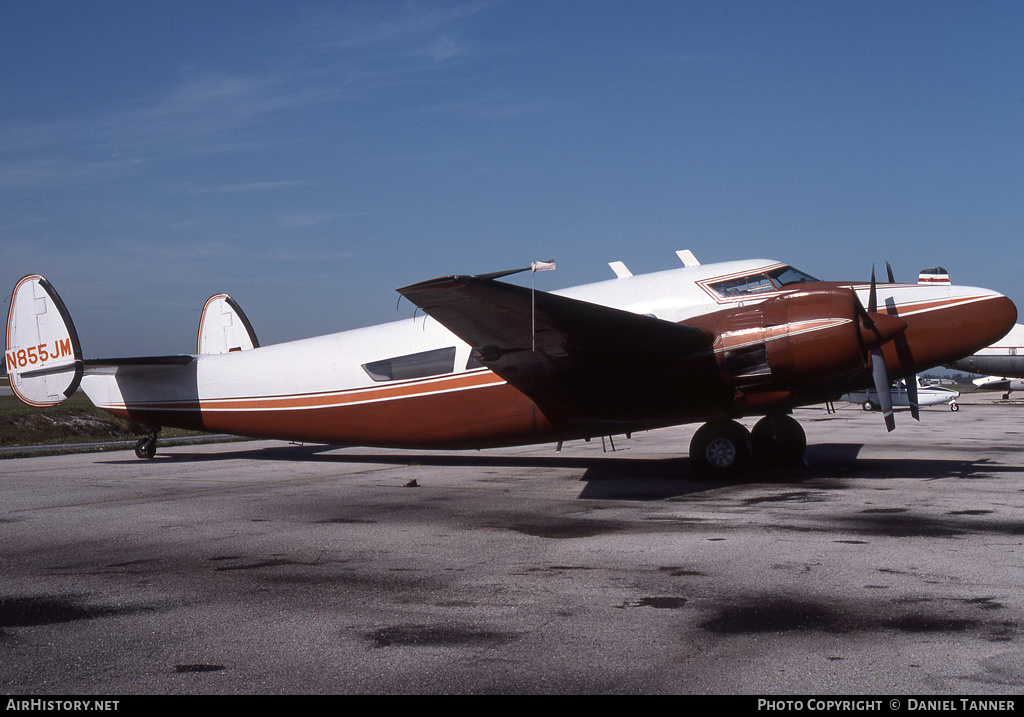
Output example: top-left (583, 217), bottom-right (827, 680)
top-left (691, 289), bottom-right (870, 391)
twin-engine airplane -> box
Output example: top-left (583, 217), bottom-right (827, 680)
top-left (4, 252), bottom-right (1017, 476)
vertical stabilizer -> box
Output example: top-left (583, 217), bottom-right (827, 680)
top-left (5, 275), bottom-right (83, 406)
top-left (197, 294), bottom-right (259, 354)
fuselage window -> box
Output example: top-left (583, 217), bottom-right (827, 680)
top-left (362, 346), bottom-right (457, 382)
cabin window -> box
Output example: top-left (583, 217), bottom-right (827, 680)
top-left (362, 346), bottom-right (457, 382)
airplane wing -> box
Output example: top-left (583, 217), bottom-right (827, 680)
top-left (398, 273), bottom-right (714, 426)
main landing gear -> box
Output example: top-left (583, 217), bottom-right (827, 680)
top-left (134, 429), bottom-right (160, 460)
top-left (689, 415), bottom-right (806, 478)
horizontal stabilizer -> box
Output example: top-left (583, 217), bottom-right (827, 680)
top-left (5, 275), bottom-right (83, 406)
top-left (80, 355), bottom-right (194, 376)
top-left (197, 294), bottom-right (259, 354)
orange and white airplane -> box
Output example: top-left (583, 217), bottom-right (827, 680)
top-left (4, 252), bottom-right (1017, 475)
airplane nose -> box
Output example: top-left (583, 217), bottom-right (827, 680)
top-left (958, 293), bottom-right (1017, 353)
top-left (974, 294), bottom-right (1015, 344)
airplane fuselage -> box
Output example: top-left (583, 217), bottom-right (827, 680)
top-left (948, 323), bottom-right (1024, 378)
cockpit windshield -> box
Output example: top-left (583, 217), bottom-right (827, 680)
top-left (707, 265), bottom-right (818, 299)
top-left (768, 266), bottom-right (818, 287)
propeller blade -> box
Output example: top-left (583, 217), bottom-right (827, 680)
top-left (852, 289), bottom-right (875, 330)
top-left (906, 375), bottom-right (920, 421)
top-left (886, 262), bottom-right (895, 284)
top-left (868, 265), bottom-right (878, 314)
top-left (871, 347), bottom-right (896, 432)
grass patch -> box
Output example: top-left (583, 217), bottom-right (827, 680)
top-left (0, 390), bottom-right (205, 447)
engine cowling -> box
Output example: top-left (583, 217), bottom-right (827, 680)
top-left (690, 288), bottom-right (903, 392)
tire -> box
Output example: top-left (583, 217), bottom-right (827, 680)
top-left (690, 420), bottom-right (751, 478)
top-left (134, 437), bottom-right (156, 460)
top-left (751, 414), bottom-right (806, 468)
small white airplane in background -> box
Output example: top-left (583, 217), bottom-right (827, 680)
top-left (971, 375), bottom-right (1024, 400)
top-left (5, 252), bottom-right (1017, 476)
top-left (842, 376), bottom-right (961, 413)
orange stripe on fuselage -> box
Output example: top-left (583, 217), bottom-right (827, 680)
top-left (95, 368), bottom-right (506, 414)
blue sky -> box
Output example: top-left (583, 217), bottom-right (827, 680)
top-left (3, 1), bottom-right (1023, 356)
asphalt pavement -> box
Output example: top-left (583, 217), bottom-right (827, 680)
top-left (1, 393), bottom-right (1023, 694)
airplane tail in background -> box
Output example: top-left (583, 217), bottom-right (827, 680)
top-left (918, 267), bottom-right (950, 285)
top-left (5, 275), bottom-right (84, 407)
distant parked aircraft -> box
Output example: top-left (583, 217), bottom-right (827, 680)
top-left (842, 376), bottom-right (960, 413)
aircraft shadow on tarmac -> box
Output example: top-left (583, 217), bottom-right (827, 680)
top-left (97, 440), bottom-right (1024, 502)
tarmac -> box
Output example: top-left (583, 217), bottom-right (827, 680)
top-left (1, 392), bottom-right (1023, 695)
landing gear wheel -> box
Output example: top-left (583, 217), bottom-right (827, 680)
top-left (134, 434), bottom-right (158, 460)
top-left (950, 402), bottom-right (960, 412)
top-left (751, 414), bottom-right (806, 469)
top-left (862, 400), bottom-right (875, 412)
top-left (690, 420), bottom-right (751, 479)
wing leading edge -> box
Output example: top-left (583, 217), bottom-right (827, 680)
top-left (398, 272), bottom-right (714, 426)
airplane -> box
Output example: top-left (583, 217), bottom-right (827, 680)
top-left (947, 322), bottom-right (1024, 381)
top-left (842, 376), bottom-right (960, 413)
top-left (970, 374), bottom-right (1024, 400)
top-left (911, 266), bottom-right (1024, 398)
top-left (4, 252), bottom-right (1017, 477)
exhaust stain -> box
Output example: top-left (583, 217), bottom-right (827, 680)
top-left (699, 594), bottom-right (1016, 640)
top-left (620, 597), bottom-right (688, 609)
top-left (0, 596), bottom-right (142, 627)
top-left (175, 664), bottom-right (225, 673)
top-left (506, 520), bottom-right (623, 539)
top-left (365, 624), bottom-right (519, 648)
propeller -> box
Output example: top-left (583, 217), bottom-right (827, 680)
top-left (854, 264), bottom-right (916, 432)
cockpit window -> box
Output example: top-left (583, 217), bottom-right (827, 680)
top-left (709, 274), bottom-right (777, 298)
top-left (707, 265), bottom-right (818, 299)
top-left (768, 266), bottom-right (818, 287)
top-left (362, 346), bottom-right (457, 382)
